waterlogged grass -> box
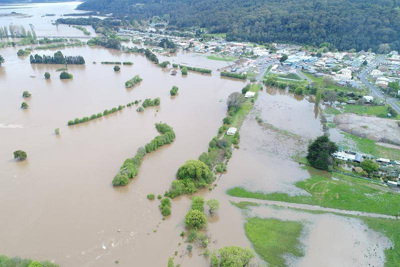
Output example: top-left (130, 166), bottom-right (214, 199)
top-left (324, 107), bottom-right (341, 115)
top-left (207, 55), bottom-right (237, 62)
top-left (227, 172), bottom-right (400, 216)
top-left (362, 218), bottom-right (400, 267)
top-left (343, 105), bottom-right (399, 119)
top-left (343, 132), bottom-right (400, 161)
top-left (245, 218), bottom-right (304, 267)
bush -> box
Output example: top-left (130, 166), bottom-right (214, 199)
top-left (54, 128), bottom-right (60, 135)
top-left (170, 86), bottom-right (179, 96)
top-left (114, 65), bottom-right (120, 71)
top-left (187, 229), bottom-right (198, 242)
top-left (112, 174), bottom-right (130, 186)
top-left (22, 91), bottom-right (31, 98)
top-left (181, 66), bottom-right (188, 75)
top-left (191, 196), bottom-right (205, 212)
top-left (147, 194), bottom-right (155, 200)
top-left (44, 72), bottom-right (51, 79)
top-left (68, 120), bottom-right (74, 126)
top-left (223, 116), bottom-right (233, 125)
top-left (74, 118), bottom-right (80, 124)
top-left (185, 209), bottom-right (207, 229)
top-left (21, 102), bottom-right (28, 109)
top-left (60, 71), bottom-right (73, 79)
top-left (160, 197), bottom-right (172, 216)
top-left (13, 150), bottom-right (27, 161)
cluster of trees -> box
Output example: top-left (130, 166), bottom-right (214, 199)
top-left (30, 51), bottom-right (85, 65)
top-left (87, 37), bottom-right (121, 50)
top-left (170, 86), bottom-right (179, 96)
top-left (0, 25), bottom-right (37, 39)
top-left (13, 150), bottom-right (27, 161)
top-left (112, 123), bottom-right (175, 186)
top-left (158, 61), bottom-right (170, 68)
top-left (166, 160), bottom-right (215, 198)
top-left (210, 246), bottom-right (255, 267)
top-left (0, 255), bottom-right (58, 267)
top-left (158, 38), bottom-right (176, 49)
top-left (185, 196), bottom-right (208, 230)
top-left (60, 71), bottom-right (73, 79)
top-left (160, 197), bottom-right (172, 216)
top-left (142, 97), bottom-right (160, 108)
top-left (178, 65), bottom-right (212, 74)
top-left (144, 48), bottom-right (159, 64)
top-left (68, 105), bottom-right (125, 126)
top-left (80, 0), bottom-right (400, 52)
top-left (221, 71), bottom-right (247, 80)
top-left (21, 102), bottom-right (28, 109)
top-left (125, 75), bottom-right (142, 88)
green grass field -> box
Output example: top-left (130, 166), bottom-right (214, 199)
top-left (343, 105), bottom-right (399, 119)
top-left (324, 107), bottom-right (341, 115)
top-left (228, 172), bottom-right (400, 216)
top-left (278, 73), bottom-right (302, 80)
top-left (245, 218), bottom-right (304, 267)
top-left (343, 132), bottom-right (400, 161)
top-left (230, 83), bottom-right (262, 129)
top-left (207, 55), bottom-right (237, 62)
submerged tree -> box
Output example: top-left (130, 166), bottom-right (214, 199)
top-left (0, 55), bottom-right (4, 66)
top-left (14, 150), bottom-right (27, 161)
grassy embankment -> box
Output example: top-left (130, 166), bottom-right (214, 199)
top-left (245, 218), bottom-right (304, 267)
top-left (230, 83), bottom-right (261, 129)
top-left (207, 55), bottom-right (237, 62)
top-left (228, 171), bottom-right (400, 216)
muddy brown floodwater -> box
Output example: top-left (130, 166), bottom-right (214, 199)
top-left (0, 2), bottom-right (393, 267)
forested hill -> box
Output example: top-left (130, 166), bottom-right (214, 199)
top-left (78, 0), bottom-right (400, 52)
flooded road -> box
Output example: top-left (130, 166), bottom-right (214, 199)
top-left (0, 2), bottom-right (394, 267)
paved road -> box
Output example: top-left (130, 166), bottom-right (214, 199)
top-left (359, 55), bottom-right (400, 114)
top-left (256, 58), bottom-right (273, 81)
top-left (229, 196), bottom-right (398, 220)
top-left (296, 69), bottom-right (312, 83)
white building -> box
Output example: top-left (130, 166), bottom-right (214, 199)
top-left (227, 127), bottom-right (237, 136)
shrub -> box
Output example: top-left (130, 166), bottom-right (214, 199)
top-left (187, 229), bottom-right (198, 242)
top-left (114, 65), bottom-right (120, 71)
top-left (74, 118), bottom-right (80, 124)
top-left (191, 196), bottom-right (205, 212)
top-left (103, 110), bottom-right (109, 116)
top-left (157, 194), bottom-right (162, 199)
top-left (13, 150), bottom-right (27, 161)
top-left (54, 128), bottom-right (60, 135)
top-left (90, 114), bottom-right (97, 120)
top-left (185, 209), bottom-right (207, 229)
top-left (170, 86), bottom-right (179, 96)
top-left (21, 102), bottom-right (28, 109)
top-left (215, 163), bottom-right (227, 173)
top-left (68, 120), bottom-right (74, 126)
top-left (44, 72), bottom-right (51, 79)
top-left (147, 194), bottom-right (155, 200)
top-left (60, 71), bottom-right (73, 79)
top-left (96, 113), bottom-right (102, 118)
top-left (206, 199), bottom-right (220, 215)
top-left (241, 84), bottom-right (250, 94)
top-left (22, 91), bottom-right (31, 98)
top-left (137, 106), bottom-right (144, 112)
top-left (223, 116), bottom-right (233, 125)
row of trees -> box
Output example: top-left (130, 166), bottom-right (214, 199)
top-left (0, 255), bottom-right (57, 267)
top-left (178, 65), bottom-right (212, 74)
top-left (112, 123), bottom-right (176, 186)
top-left (67, 105), bottom-right (125, 126)
top-left (30, 51), bottom-right (85, 65)
top-left (221, 71), bottom-right (247, 80)
top-left (0, 25), bottom-right (37, 39)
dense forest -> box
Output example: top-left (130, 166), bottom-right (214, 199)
top-left (78, 0), bottom-right (400, 52)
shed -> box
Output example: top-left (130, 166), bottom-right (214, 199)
top-left (227, 127), bottom-right (237, 136)
top-left (245, 91), bottom-right (256, 98)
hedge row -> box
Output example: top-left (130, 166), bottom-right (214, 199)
top-left (221, 71), bottom-right (247, 80)
top-left (112, 123), bottom-right (176, 186)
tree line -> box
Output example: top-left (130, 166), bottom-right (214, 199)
top-left (79, 0), bottom-right (400, 52)
top-left (112, 123), bottom-right (176, 186)
top-left (30, 51), bottom-right (85, 65)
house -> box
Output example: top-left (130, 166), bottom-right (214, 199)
top-left (245, 91), bottom-right (256, 98)
top-left (333, 151), bottom-right (355, 161)
top-left (362, 96), bottom-right (374, 103)
top-left (377, 158), bottom-right (391, 164)
top-left (227, 127), bottom-right (237, 136)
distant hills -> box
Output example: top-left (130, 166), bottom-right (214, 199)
top-left (78, 0), bottom-right (400, 52)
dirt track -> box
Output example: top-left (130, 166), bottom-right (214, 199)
top-left (334, 114), bottom-right (400, 145)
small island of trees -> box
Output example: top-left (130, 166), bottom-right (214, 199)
top-left (170, 86), bottom-right (179, 96)
top-left (44, 72), bottom-right (51, 79)
top-left (60, 71), bottom-right (73, 79)
top-left (22, 91), bottom-right (31, 98)
top-left (125, 75), bottom-right (142, 88)
top-left (30, 51), bottom-right (85, 65)
top-left (13, 150), bottom-right (27, 161)
top-left (21, 102), bottom-right (29, 109)
top-left (221, 71), bottom-right (247, 80)
top-left (114, 65), bottom-right (120, 72)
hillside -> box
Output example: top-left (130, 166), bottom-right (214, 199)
top-left (78, 0), bottom-right (400, 52)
